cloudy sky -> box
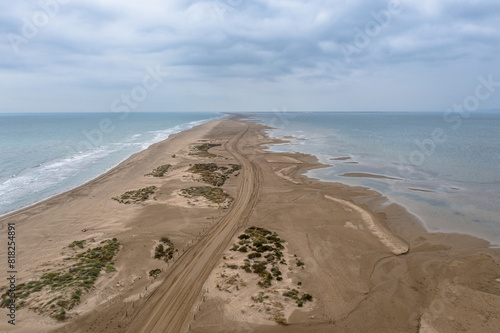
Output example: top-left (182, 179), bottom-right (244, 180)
top-left (1, 0), bottom-right (500, 113)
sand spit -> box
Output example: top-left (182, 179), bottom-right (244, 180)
top-left (408, 188), bottom-right (435, 193)
top-left (324, 195), bottom-right (409, 255)
top-left (0, 116), bottom-right (499, 333)
top-left (339, 172), bottom-right (402, 180)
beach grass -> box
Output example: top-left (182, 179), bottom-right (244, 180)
top-left (188, 163), bottom-right (241, 186)
top-left (180, 186), bottom-right (233, 205)
top-left (112, 186), bottom-right (157, 204)
top-left (189, 143), bottom-right (222, 158)
top-left (145, 164), bottom-right (171, 177)
top-left (0, 238), bottom-right (120, 320)
top-left (154, 236), bottom-right (176, 262)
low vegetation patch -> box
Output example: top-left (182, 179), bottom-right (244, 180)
top-left (229, 227), bottom-right (287, 289)
top-left (180, 186), bottom-right (233, 206)
top-left (154, 237), bottom-right (176, 262)
top-left (145, 164), bottom-right (171, 177)
top-left (68, 240), bottom-right (85, 249)
top-left (0, 238), bottom-right (120, 321)
top-left (189, 143), bottom-right (222, 158)
top-left (112, 186), bottom-right (157, 204)
top-left (189, 163), bottom-right (241, 186)
top-left (149, 269), bottom-right (162, 278)
top-left (283, 289), bottom-right (313, 307)
top-left (217, 227), bottom-right (313, 325)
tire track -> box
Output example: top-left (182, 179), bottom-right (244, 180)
top-left (124, 124), bottom-right (260, 333)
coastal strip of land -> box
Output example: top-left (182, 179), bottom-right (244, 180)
top-left (1, 115), bottom-right (500, 333)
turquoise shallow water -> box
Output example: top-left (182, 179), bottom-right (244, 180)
top-left (248, 111), bottom-right (500, 245)
top-left (0, 112), bottom-right (223, 216)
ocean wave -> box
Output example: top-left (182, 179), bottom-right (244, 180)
top-left (0, 146), bottom-right (117, 202)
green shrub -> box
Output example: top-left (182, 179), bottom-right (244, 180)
top-left (251, 292), bottom-right (268, 303)
top-left (160, 236), bottom-right (173, 245)
top-left (189, 143), bottom-right (222, 158)
top-left (154, 244), bottom-right (165, 259)
top-left (154, 238), bottom-right (175, 262)
top-left (180, 186), bottom-right (233, 205)
top-left (271, 266), bottom-right (281, 277)
top-left (145, 164), bottom-right (171, 177)
top-left (149, 269), bottom-right (161, 278)
top-left (257, 272), bottom-right (272, 288)
top-left (283, 289), bottom-right (299, 300)
top-left (68, 240), bottom-right (85, 249)
top-left (283, 289), bottom-right (313, 306)
top-left (256, 245), bottom-right (272, 253)
top-left (55, 308), bottom-right (66, 321)
top-left (248, 252), bottom-right (261, 259)
top-left (252, 263), bottom-right (267, 274)
top-left (240, 262), bottom-right (252, 273)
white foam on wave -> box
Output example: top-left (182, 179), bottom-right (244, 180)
top-left (0, 146), bottom-right (118, 207)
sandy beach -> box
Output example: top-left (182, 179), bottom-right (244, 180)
top-left (1, 115), bottom-right (500, 333)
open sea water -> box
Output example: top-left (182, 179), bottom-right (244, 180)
top-left (249, 112), bottom-right (500, 245)
top-left (0, 112), bottom-right (222, 216)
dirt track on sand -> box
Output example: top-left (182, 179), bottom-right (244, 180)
top-left (124, 124), bottom-right (260, 333)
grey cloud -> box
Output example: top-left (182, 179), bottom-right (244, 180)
top-left (1, 0), bottom-right (499, 112)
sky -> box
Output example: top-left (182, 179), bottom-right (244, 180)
top-left (1, 0), bottom-right (500, 113)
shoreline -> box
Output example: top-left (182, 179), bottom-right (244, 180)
top-left (266, 149), bottom-right (500, 247)
top-left (0, 115), bottom-right (226, 219)
top-left (1, 115), bottom-right (500, 332)
top-left (297, 170), bottom-right (500, 247)
top-left (247, 113), bottom-right (500, 246)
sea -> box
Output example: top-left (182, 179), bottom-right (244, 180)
top-left (248, 111), bottom-right (500, 246)
top-left (0, 112), bottom-right (223, 216)
top-left (2, 111), bottom-right (499, 245)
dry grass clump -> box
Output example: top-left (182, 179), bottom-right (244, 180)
top-left (273, 307), bottom-right (287, 325)
top-left (282, 289), bottom-right (313, 307)
top-left (180, 186), bottom-right (233, 206)
top-left (149, 269), bottom-right (161, 278)
top-left (154, 237), bottom-right (176, 262)
top-left (0, 238), bottom-right (120, 321)
top-left (145, 164), bottom-right (171, 177)
top-left (68, 240), bottom-right (85, 249)
top-left (112, 186), bottom-right (157, 204)
top-left (189, 163), bottom-right (241, 186)
top-left (189, 143), bottom-right (221, 158)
